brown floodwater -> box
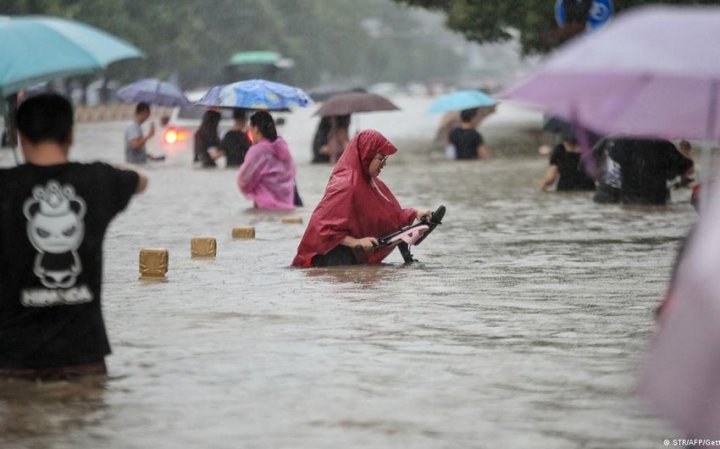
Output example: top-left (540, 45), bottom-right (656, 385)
top-left (0, 96), bottom-right (693, 448)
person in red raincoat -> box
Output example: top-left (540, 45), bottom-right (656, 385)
top-left (292, 130), bottom-right (430, 267)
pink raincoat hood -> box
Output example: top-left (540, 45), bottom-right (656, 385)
top-left (261, 136), bottom-right (293, 162)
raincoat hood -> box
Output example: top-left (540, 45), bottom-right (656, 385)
top-left (346, 130), bottom-right (398, 178)
top-left (259, 136), bottom-right (292, 162)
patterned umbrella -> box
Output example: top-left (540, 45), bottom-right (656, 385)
top-left (196, 79), bottom-right (312, 110)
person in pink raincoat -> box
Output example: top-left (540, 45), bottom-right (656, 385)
top-left (237, 111), bottom-right (301, 209)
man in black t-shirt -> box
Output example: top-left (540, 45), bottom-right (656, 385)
top-left (609, 138), bottom-right (693, 205)
top-left (539, 135), bottom-right (596, 192)
top-left (0, 93), bottom-right (147, 380)
top-left (448, 107), bottom-right (490, 160)
top-left (221, 108), bottom-right (252, 167)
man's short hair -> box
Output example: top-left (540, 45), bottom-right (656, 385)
top-left (460, 107), bottom-right (479, 123)
top-left (135, 102), bottom-right (150, 114)
top-left (16, 92), bottom-right (73, 145)
top-left (232, 108), bottom-right (247, 121)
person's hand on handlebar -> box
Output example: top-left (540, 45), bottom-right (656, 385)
top-left (342, 236), bottom-right (378, 251)
top-left (354, 237), bottom-right (378, 251)
top-left (416, 209), bottom-right (432, 221)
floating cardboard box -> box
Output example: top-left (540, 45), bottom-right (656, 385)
top-left (191, 237), bottom-right (217, 258)
top-left (232, 226), bottom-right (255, 239)
top-left (281, 216), bottom-right (303, 224)
top-left (139, 248), bottom-right (168, 279)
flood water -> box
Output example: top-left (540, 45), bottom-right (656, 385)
top-left (0, 96), bottom-right (694, 448)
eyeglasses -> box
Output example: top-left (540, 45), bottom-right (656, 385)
top-left (375, 154), bottom-right (389, 163)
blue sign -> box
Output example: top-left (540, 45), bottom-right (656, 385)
top-left (587, 0), bottom-right (613, 30)
top-left (555, 0), bottom-right (563, 27)
top-left (555, 0), bottom-right (613, 30)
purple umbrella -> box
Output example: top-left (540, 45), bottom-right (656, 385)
top-left (500, 5), bottom-right (720, 141)
top-left (116, 78), bottom-right (190, 107)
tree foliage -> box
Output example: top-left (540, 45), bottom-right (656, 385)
top-left (3, 0), bottom-right (466, 89)
top-left (393, 0), bottom-right (720, 54)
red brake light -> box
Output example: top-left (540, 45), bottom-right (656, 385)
top-left (164, 129), bottom-right (178, 144)
top-left (163, 127), bottom-right (190, 144)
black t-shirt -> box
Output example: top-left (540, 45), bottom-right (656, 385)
top-left (449, 127), bottom-right (483, 160)
top-left (221, 130), bottom-right (251, 167)
top-left (609, 138), bottom-right (693, 205)
top-left (0, 162), bottom-right (139, 369)
top-left (549, 144), bottom-right (596, 191)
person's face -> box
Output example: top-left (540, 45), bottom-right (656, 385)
top-left (368, 152), bottom-right (388, 177)
top-left (249, 125), bottom-right (261, 144)
top-left (138, 110), bottom-right (150, 124)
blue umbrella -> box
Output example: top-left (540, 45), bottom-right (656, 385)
top-left (116, 78), bottom-right (190, 107)
top-left (427, 90), bottom-right (497, 114)
top-left (196, 79), bottom-right (312, 110)
top-left (0, 15), bottom-right (144, 97)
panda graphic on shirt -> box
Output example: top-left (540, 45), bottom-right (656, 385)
top-left (23, 180), bottom-right (86, 289)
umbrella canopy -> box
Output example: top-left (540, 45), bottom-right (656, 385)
top-left (314, 92), bottom-right (399, 117)
top-left (196, 79), bottom-right (312, 110)
top-left (116, 78), bottom-right (189, 107)
top-left (427, 90), bottom-right (496, 114)
top-left (499, 5), bottom-right (720, 141)
top-left (0, 15), bottom-right (143, 97)
top-left (307, 85), bottom-right (366, 102)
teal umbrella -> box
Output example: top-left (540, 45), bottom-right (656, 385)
top-left (427, 90), bottom-right (497, 114)
top-left (0, 16), bottom-right (142, 153)
top-left (0, 15), bottom-right (144, 97)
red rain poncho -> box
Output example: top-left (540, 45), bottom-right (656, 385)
top-left (237, 136), bottom-right (296, 209)
top-left (292, 130), bottom-right (417, 267)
